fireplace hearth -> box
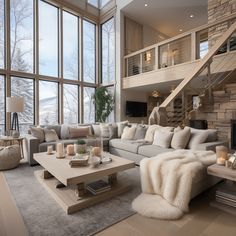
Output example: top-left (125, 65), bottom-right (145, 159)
top-left (231, 120), bottom-right (236, 150)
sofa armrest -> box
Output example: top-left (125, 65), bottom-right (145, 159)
top-left (196, 141), bottom-right (229, 151)
top-left (24, 134), bottom-right (40, 166)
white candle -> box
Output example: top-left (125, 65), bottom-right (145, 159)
top-left (67, 145), bottom-right (74, 155)
top-left (47, 145), bottom-right (53, 154)
top-left (57, 143), bottom-right (63, 157)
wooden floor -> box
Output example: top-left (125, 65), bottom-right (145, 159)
top-left (0, 172), bottom-right (28, 236)
top-left (1, 168), bottom-right (236, 236)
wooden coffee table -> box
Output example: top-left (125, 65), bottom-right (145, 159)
top-left (33, 152), bottom-right (135, 214)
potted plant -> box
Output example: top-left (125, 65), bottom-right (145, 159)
top-left (93, 87), bottom-right (114, 123)
top-left (74, 139), bottom-right (87, 154)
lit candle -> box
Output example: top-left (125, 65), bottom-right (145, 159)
top-left (217, 157), bottom-right (225, 165)
top-left (67, 145), bottom-right (74, 155)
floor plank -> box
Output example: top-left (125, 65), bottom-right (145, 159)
top-left (0, 172), bottom-right (28, 236)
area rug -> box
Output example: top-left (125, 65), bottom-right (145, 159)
top-left (4, 163), bottom-right (141, 236)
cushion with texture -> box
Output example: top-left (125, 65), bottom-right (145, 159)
top-left (117, 121), bottom-right (129, 137)
top-left (69, 126), bottom-right (90, 139)
top-left (153, 129), bottom-right (174, 148)
top-left (100, 123), bottom-right (110, 138)
top-left (188, 129), bottom-right (209, 150)
top-left (171, 126), bottom-right (191, 149)
top-left (45, 125), bottom-right (61, 139)
top-left (109, 125), bottom-right (118, 139)
top-left (133, 125), bottom-right (148, 140)
top-left (92, 124), bottom-right (101, 137)
top-left (44, 129), bottom-right (59, 142)
top-left (121, 125), bottom-right (137, 140)
top-left (30, 127), bottom-right (45, 143)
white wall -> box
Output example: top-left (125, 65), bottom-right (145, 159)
top-left (143, 25), bottom-right (169, 47)
top-left (121, 90), bottom-right (148, 124)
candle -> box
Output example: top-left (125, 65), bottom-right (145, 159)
top-left (217, 157), bottom-right (225, 165)
top-left (92, 147), bottom-right (101, 157)
top-left (216, 146), bottom-right (228, 160)
top-left (47, 145), bottom-right (53, 154)
top-left (67, 145), bottom-right (74, 155)
top-left (56, 143), bottom-right (64, 158)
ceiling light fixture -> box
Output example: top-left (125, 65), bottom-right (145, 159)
top-left (144, 3), bottom-right (148, 7)
top-left (190, 14), bottom-right (194, 18)
top-left (152, 90), bottom-right (160, 97)
top-left (179, 29), bottom-right (183, 32)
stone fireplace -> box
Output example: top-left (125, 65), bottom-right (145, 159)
top-left (231, 120), bottom-right (236, 150)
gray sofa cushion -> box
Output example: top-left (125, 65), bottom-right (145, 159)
top-left (45, 125), bottom-right (61, 139)
top-left (138, 145), bottom-right (173, 158)
top-left (109, 139), bottom-right (145, 154)
top-left (133, 124), bottom-right (148, 140)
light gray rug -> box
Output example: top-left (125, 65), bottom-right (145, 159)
top-left (4, 163), bottom-right (141, 236)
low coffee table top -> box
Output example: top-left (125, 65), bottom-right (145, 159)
top-left (34, 152), bottom-right (135, 186)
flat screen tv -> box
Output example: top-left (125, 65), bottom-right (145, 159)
top-left (126, 101), bottom-right (147, 117)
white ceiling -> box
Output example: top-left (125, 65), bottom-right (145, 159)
top-left (122, 0), bottom-right (208, 37)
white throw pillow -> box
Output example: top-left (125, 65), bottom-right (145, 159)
top-left (44, 129), bottom-right (59, 142)
top-left (121, 126), bottom-right (137, 140)
top-left (100, 123), bottom-right (111, 138)
top-left (153, 129), bottom-right (174, 148)
top-left (30, 127), bottom-right (45, 143)
top-left (171, 126), bottom-right (191, 149)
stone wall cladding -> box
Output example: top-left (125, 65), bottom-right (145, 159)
top-left (195, 81), bottom-right (236, 147)
top-left (208, 0), bottom-right (236, 47)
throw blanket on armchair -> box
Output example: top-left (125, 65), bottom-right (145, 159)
top-left (132, 149), bottom-right (216, 220)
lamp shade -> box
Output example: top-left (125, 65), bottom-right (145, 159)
top-left (6, 97), bottom-right (24, 112)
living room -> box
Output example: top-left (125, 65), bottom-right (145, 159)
top-left (1, 0), bottom-right (236, 235)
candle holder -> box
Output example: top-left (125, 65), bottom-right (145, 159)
top-left (216, 145), bottom-right (228, 165)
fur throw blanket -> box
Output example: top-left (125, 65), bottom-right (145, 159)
top-left (132, 149), bottom-right (216, 220)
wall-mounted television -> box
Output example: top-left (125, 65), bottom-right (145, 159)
top-left (126, 101), bottom-right (147, 117)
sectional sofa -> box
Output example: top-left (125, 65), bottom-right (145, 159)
top-left (25, 122), bottom-right (228, 166)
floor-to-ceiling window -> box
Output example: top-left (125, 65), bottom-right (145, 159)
top-left (63, 84), bottom-right (79, 124)
top-left (83, 86), bottom-right (95, 123)
top-left (11, 77), bottom-right (34, 133)
top-left (0, 0), bottom-right (5, 69)
top-left (101, 17), bottom-right (115, 122)
top-left (39, 1), bottom-right (58, 77)
top-left (0, 76), bottom-right (5, 134)
top-left (39, 80), bottom-right (58, 125)
top-left (63, 11), bottom-right (79, 81)
top-left (83, 20), bottom-right (96, 83)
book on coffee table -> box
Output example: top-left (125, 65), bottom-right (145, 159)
top-left (86, 180), bottom-right (111, 195)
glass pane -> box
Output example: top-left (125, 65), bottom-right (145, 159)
top-left (11, 77), bottom-right (34, 134)
top-left (83, 87), bottom-right (95, 123)
top-left (101, 18), bottom-right (115, 85)
top-left (39, 1), bottom-right (58, 77)
top-left (87, 0), bottom-right (98, 8)
top-left (100, 0), bottom-right (110, 8)
top-left (0, 76), bottom-right (5, 133)
top-left (83, 20), bottom-right (96, 83)
top-left (63, 84), bottom-right (79, 124)
top-left (0, 0), bottom-right (4, 68)
top-left (63, 11), bottom-right (79, 80)
top-left (39, 81), bottom-right (58, 125)
top-left (10, 0), bottom-right (34, 72)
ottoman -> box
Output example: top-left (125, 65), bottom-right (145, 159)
top-left (0, 145), bottom-right (21, 170)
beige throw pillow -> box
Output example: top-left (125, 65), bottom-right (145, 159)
top-left (69, 126), bottom-right (90, 139)
top-left (188, 129), bottom-right (209, 150)
top-left (121, 126), bottom-right (136, 140)
top-left (44, 129), bottom-right (59, 142)
top-left (153, 130), bottom-right (174, 148)
top-left (100, 124), bottom-right (111, 138)
top-left (171, 126), bottom-right (191, 149)
top-left (30, 127), bottom-right (45, 143)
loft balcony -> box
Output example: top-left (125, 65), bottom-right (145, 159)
top-left (122, 14), bottom-right (236, 90)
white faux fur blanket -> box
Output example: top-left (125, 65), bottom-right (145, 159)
top-left (132, 149), bottom-right (216, 220)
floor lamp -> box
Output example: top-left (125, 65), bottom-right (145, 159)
top-left (6, 97), bottom-right (24, 133)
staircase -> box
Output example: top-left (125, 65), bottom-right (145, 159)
top-left (158, 21), bottom-right (236, 127)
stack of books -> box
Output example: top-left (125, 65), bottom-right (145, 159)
top-left (87, 180), bottom-right (111, 195)
top-left (216, 185), bottom-right (236, 208)
top-left (69, 156), bottom-right (89, 167)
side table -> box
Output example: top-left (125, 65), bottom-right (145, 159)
top-left (207, 164), bottom-right (236, 215)
top-left (0, 136), bottom-right (25, 159)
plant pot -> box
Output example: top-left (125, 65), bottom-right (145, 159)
top-left (74, 144), bottom-right (87, 154)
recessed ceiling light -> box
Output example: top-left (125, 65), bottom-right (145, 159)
top-left (190, 14), bottom-right (194, 18)
top-left (179, 29), bottom-right (183, 32)
top-left (144, 3), bottom-right (148, 7)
